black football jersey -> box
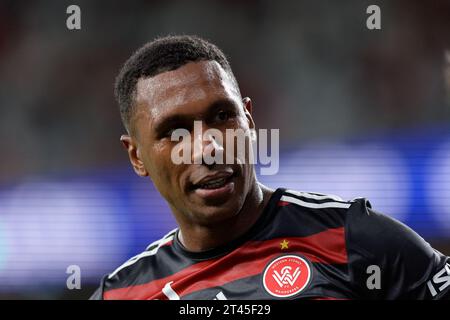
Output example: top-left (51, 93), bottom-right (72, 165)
top-left (90, 188), bottom-right (450, 300)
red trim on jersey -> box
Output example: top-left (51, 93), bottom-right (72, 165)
top-left (104, 227), bottom-right (347, 300)
top-left (161, 240), bottom-right (173, 247)
top-left (277, 200), bottom-right (291, 206)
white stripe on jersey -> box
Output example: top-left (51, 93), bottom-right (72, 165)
top-left (146, 228), bottom-right (178, 250)
top-left (108, 229), bottom-right (177, 280)
top-left (285, 189), bottom-right (345, 202)
top-left (280, 195), bottom-right (352, 209)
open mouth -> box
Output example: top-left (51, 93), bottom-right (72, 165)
top-left (190, 171), bottom-right (236, 199)
top-left (194, 176), bottom-right (233, 190)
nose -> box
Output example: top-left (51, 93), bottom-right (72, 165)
top-left (192, 128), bottom-right (224, 165)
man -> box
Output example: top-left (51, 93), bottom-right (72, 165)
top-left (91, 35), bottom-right (449, 300)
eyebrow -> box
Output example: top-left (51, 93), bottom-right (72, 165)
top-left (152, 97), bottom-right (239, 136)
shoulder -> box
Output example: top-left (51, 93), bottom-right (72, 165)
top-left (340, 195), bottom-right (449, 299)
top-left (277, 189), bottom-right (358, 225)
top-left (344, 197), bottom-right (430, 259)
top-left (105, 228), bottom-right (177, 286)
top-left (270, 189), bottom-right (364, 248)
top-left (277, 188), bottom-right (423, 263)
top-left (280, 189), bottom-right (354, 210)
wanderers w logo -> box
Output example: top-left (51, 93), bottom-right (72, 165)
top-left (273, 266), bottom-right (301, 287)
top-left (263, 255), bottom-right (312, 298)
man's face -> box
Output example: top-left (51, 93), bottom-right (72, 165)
top-left (123, 60), bottom-right (256, 226)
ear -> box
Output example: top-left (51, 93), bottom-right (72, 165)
top-left (120, 135), bottom-right (149, 177)
top-left (242, 97), bottom-right (255, 130)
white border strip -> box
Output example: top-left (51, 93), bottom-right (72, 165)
top-left (108, 232), bottom-right (176, 279)
top-left (146, 228), bottom-right (178, 250)
top-left (281, 195), bottom-right (352, 209)
top-left (286, 189), bottom-right (345, 202)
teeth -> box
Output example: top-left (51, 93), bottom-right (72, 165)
top-left (199, 177), bottom-right (228, 189)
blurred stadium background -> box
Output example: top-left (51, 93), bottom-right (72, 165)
top-left (0, 0), bottom-right (449, 299)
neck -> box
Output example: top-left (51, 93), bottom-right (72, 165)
top-left (178, 182), bottom-right (274, 252)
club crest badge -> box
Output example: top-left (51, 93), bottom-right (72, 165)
top-left (262, 254), bottom-right (312, 298)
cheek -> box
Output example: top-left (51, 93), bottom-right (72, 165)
top-left (222, 120), bottom-right (253, 160)
top-left (149, 143), bottom-right (181, 186)
top-left (150, 140), bottom-right (175, 163)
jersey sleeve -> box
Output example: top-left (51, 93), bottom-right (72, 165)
top-left (89, 275), bottom-right (107, 300)
top-left (89, 287), bottom-right (103, 300)
top-left (345, 198), bottom-right (450, 300)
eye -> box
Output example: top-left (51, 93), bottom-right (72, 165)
top-left (163, 129), bottom-right (175, 138)
top-left (215, 110), bottom-right (234, 123)
top-left (157, 127), bottom-right (179, 140)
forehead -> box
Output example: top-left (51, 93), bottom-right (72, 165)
top-left (133, 60), bottom-right (240, 125)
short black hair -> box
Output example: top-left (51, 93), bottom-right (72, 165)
top-left (114, 35), bottom-right (239, 131)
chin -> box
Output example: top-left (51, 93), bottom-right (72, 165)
top-left (190, 200), bottom-right (244, 226)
